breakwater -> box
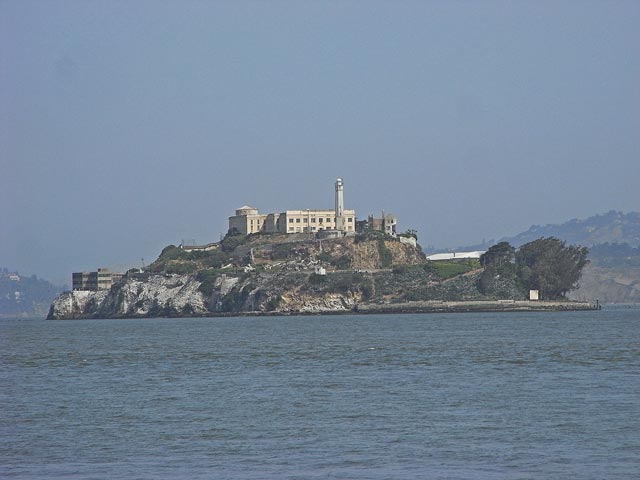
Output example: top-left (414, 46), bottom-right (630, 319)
top-left (355, 299), bottom-right (600, 315)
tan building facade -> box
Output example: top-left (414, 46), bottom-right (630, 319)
top-left (228, 206), bottom-right (270, 235)
top-left (72, 268), bottom-right (123, 291)
top-left (281, 209), bottom-right (356, 234)
top-left (228, 179), bottom-right (358, 236)
top-left (228, 207), bottom-right (356, 235)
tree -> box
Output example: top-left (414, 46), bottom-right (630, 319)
top-left (399, 229), bottom-right (418, 241)
top-left (478, 242), bottom-right (521, 298)
top-left (479, 242), bottom-right (515, 268)
top-left (515, 237), bottom-right (589, 300)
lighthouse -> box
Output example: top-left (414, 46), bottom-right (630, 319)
top-left (335, 177), bottom-right (345, 232)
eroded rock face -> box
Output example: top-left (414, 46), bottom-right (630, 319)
top-left (47, 271), bottom-right (365, 319)
top-left (47, 290), bottom-right (110, 319)
top-left (47, 274), bottom-right (207, 319)
top-left (279, 291), bottom-right (360, 313)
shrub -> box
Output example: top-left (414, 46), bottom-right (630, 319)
top-left (309, 273), bottom-right (327, 285)
top-left (378, 239), bottom-right (393, 268)
top-left (221, 234), bottom-right (248, 253)
top-left (392, 265), bottom-right (408, 275)
top-left (317, 251), bottom-right (332, 263)
top-left (159, 245), bottom-right (188, 261)
top-left (330, 255), bottom-right (352, 270)
top-left (203, 251), bottom-right (229, 268)
top-left (164, 262), bottom-right (198, 275)
top-left (220, 284), bottom-right (253, 312)
top-left (272, 243), bottom-right (295, 260)
top-left (196, 270), bottom-right (219, 296)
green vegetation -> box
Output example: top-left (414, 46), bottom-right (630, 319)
top-left (149, 243), bottom-right (233, 275)
top-left (431, 259), bottom-right (478, 279)
top-left (377, 239), bottom-right (393, 268)
top-left (330, 255), bottom-right (352, 269)
top-left (271, 243), bottom-right (295, 260)
top-left (398, 229), bottom-right (418, 241)
top-left (139, 232), bottom-right (590, 314)
top-left (516, 237), bottom-right (589, 299)
top-left (308, 272), bottom-right (327, 285)
top-left (196, 270), bottom-right (219, 296)
top-left (478, 242), bottom-right (521, 298)
top-left (354, 230), bottom-right (388, 243)
top-left (478, 238), bottom-right (589, 300)
top-left (220, 233), bottom-right (248, 253)
top-left (220, 283), bottom-right (254, 312)
top-left (317, 251), bottom-right (332, 263)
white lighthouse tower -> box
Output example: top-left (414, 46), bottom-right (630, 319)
top-left (335, 177), bottom-right (345, 232)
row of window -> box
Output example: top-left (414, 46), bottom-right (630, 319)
top-left (288, 217), bottom-right (354, 224)
top-left (287, 226), bottom-right (355, 232)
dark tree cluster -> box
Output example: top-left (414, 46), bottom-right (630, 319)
top-left (478, 237), bottom-right (589, 300)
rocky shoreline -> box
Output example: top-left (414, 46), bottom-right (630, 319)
top-left (48, 281), bottom-right (599, 320)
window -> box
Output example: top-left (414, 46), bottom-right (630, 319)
top-left (289, 218), bottom-right (293, 223)
top-left (296, 218), bottom-right (301, 223)
top-left (326, 218), bottom-right (331, 222)
top-left (311, 218), bottom-right (316, 223)
top-left (303, 218), bottom-right (308, 223)
top-left (288, 227), bottom-right (294, 232)
top-left (348, 218), bottom-right (353, 222)
top-left (319, 218), bottom-right (323, 223)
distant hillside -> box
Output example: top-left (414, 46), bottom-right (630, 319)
top-left (446, 211), bottom-right (640, 304)
top-left (0, 269), bottom-right (65, 318)
top-left (500, 211), bottom-right (640, 303)
top-left (568, 243), bottom-right (640, 304)
top-left (502, 211), bottom-right (640, 248)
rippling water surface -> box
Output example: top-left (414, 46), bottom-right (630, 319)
top-left (2, 308), bottom-right (639, 479)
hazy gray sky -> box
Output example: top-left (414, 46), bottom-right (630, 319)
top-left (2, 1), bottom-right (639, 283)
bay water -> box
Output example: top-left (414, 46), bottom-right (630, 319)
top-left (2, 308), bottom-right (639, 479)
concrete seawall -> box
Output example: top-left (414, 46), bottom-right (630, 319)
top-left (354, 300), bottom-right (600, 315)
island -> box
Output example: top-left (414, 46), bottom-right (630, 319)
top-left (47, 231), bottom-right (596, 319)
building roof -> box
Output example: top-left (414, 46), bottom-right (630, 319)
top-left (426, 251), bottom-right (485, 261)
top-left (237, 205), bottom-right (256, 210)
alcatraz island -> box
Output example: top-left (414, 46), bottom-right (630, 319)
top-left (48, 178), bottom-right (597, 319)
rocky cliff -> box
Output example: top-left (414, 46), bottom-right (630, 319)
top-left (48, 274), bottom-right (208, 319)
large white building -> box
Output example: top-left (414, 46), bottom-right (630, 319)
top-left (228, 179), bottom-right (356, 235)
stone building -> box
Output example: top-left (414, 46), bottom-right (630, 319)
top-left (228, 179), bottom-right (356, 235)
top-left (228, 208), bottom-right (356, 235)
top-left (356, 213), bottom-right (398, 236)
top-left (72, 268), bottom-right (123, 291)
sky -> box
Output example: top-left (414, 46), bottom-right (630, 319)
top-left (1, 1), bottom-right (639, 284)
